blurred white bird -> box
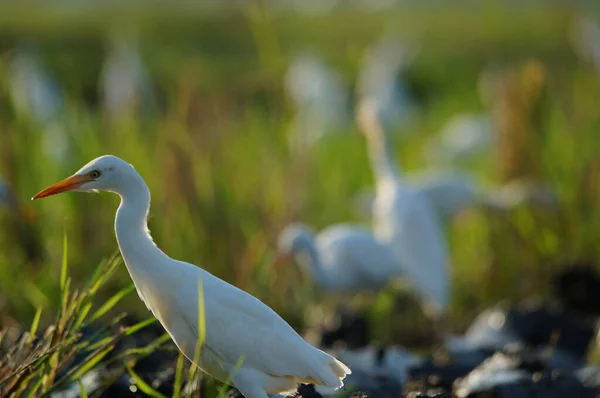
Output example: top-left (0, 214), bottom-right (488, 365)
top-left (571, 15), bottom-right (600, 75)
top-left (274, 222), bottom-right (402, 293)
top-left (285, 52), bottom-right (349, 153)
top-left (8, 45), bottom-right (69, 163)
top-left (356, 34), bottom-right (417, 133)
top-left (424, 113), bottom-right (494, 167)
top-left (357, 98), bottom-right (450, 317)
top-left (352, 171), bottom-right (558, 221)
top-left (33, 155), bottom-right (350, 398)
top-left (99, 29), bottom-right (156, 121)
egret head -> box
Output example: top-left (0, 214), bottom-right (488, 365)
top-left (273, 222), bottom-right (315, 271)
top-left (33, 155), bottom-right (139, 199)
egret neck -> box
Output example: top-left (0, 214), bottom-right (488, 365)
top-left (358, 99), bottom-right (400, 183)
top-left (367, 127), bottom-right (399, 183)
top-left (113, 173), bottom-right (166, 278)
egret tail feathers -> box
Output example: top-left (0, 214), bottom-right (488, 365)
top-left (330, 358), bottom-right (352, 378)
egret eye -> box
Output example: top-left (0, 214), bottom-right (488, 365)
top-left (89, 170), bottom-right (101, 179)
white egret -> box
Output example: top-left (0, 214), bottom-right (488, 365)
top-left (571, 15), bottom-right (600, 75)
top-left (99, 29), bottom-right (156, 121)
top-left (33, 155), bottom-right (350, 398)
top-left (356, 34), bottom-right (417, 133)
top-left (424, 113), bottom-right (494, 167)
top-left (9, 45), bottom-right (69, 164)
top-left (274, 223), bottom-right (402, 293)
top-left (357, 98), bottom-right (450, 316)
top-left (285, 52), bottom-right (349, 153)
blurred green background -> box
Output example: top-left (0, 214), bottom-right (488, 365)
top-left (0, 1), bottom-right (599, 348)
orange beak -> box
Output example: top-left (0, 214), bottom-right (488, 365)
top-left (32, 175), bottom-right (90, 200)
top-left (273, 252), bottom-right (293, 272)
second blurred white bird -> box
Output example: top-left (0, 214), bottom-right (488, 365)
top-left (275, 223), bottom-right (402, 293)
top-left (285, 52), bottom-right (349, 153)
top-left (356, 34), bottom-right (417, 133)
top-left (100, 30), bottom-right (156, 121)
top-left (425, 113), bottom-right (494, 167)
top-left (9, 45), bottom-right (69, 164)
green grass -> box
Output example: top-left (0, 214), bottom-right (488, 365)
top-left (1, 2), bottom-right (600, 393)
top-left (0, 249), bottom-right (143, 396)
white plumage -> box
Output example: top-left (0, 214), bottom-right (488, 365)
top-left (33, 155), bottom-right (350, 398)
top-left (275, 223), bottom-right (402, 293)
top-left (425, 113), bottom-right (494, 166)
top-left (571, 15), bottom-right (600, 75)
top-left (99, 30), bottom-right (156, 120)
top-left (285, 52), bottom-right (349, 153)
top-left (356, 34), bottom-right (416, 133)
top-left (9, 45), bottom-right (70, 164)
top-left (357, 98), bottom-right (450, 316)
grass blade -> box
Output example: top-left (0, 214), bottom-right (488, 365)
top-left (217, 356), bottom-right (245, 398)
top-left (60, 231), bottom-right (68, 293)
top-left (172, 351), bottom-right (185, 398)
top-left (72, 302), bottom-right (93, 331)
top-left (65, 344), bottom-right (114, 385)
top-left (89, 284), bottom-right (135, 322)
top-left (77, 380), bottom-right (89, 398)
top-left (86, 336), bottom-right (118, 352)
top-left (89, 253), bottom-right (122, 295)
top-left (187, 277), bottom-right (205, 382)
top-left (12, 372), bottom-right (36, 397)
top-left (87, 257), bottom-right (108, 288)
top-left (125, 317), bottom-right (157, 336)
top-left (126, 365), bottom-right (167, 398)
top-left (24, 374), bottom-right (44, 398)
top-left (104, 332), bottom-right (171, 368)
top-left (197, 278), bottom-right (206, 349)
top-left (28, 308), bottom-right (43, 342)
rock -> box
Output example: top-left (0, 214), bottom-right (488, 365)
top-left (408, 390), bottom-right (451, 398)
top-left (453, 345), bottom-right (599, 398)
top-left (552, 264), bottom-right (600, 317)
top-left (450, 298), bottom-right (595, 367)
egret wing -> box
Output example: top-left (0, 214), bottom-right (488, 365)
top-left (384, 190), bottom-right (449, 311)
top-left (170, 263), bottom-right (340, 384)
top-left (407, 171), bottom-right (478, 219)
